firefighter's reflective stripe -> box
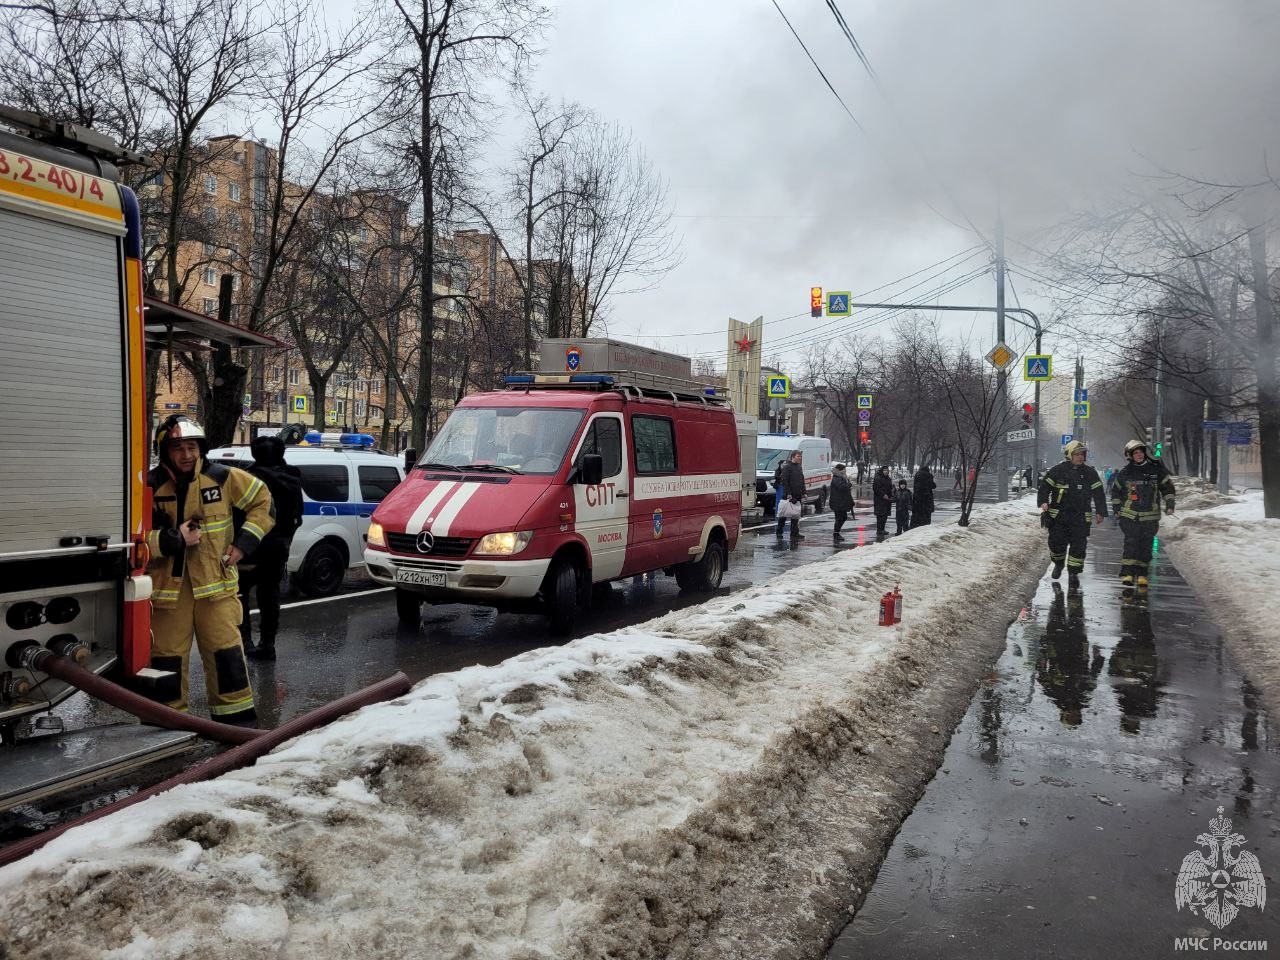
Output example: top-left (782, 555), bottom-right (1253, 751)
top-left (1119, 507), bottom-right (1161, 521)
top-left (240, 519), bottom-right (266, 542)
top-left (234, 476), bottom-right (265, 510)
top-left (152, 587), bottom-right (181, 603)
top-left (210, 694), bottom-right (255, 716)
top-left (192, 577), bottom-right (238, 600)
top-left (204, 517), bottom-right (232, 534)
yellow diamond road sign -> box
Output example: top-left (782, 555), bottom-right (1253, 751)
top-left (986, 341), bottom-right (1016, 370)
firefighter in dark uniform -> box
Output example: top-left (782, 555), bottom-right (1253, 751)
top-left (146, 415), bottom-right (274, 723)
top-left (1109, 438), bottom-right (1175, 588)
top-left (1037, 439), bottom-right (1108, 588)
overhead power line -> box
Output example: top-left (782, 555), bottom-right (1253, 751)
top-left (768, 0), bottom-right (867, 134)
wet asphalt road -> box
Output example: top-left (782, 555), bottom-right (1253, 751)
top-left (827, 526), bottom-right (1280, 959)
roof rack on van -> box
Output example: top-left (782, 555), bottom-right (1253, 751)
top-left (502, 371), bottom-right (728, 407)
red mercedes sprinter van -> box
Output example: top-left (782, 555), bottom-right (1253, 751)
top-left (364, 373), bottom-right (742, 631)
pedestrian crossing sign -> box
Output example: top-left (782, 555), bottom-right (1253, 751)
top-left (1024, 355), bottom-right (1052, 381)
top-left (827, 291), bottom-right (851, 316)
top-left (292, 395), bottom-right (308, 413)
top-left (1073, 401), bottom-right (1090, 419)
top-left (768, 375), bottom-right (790, 398)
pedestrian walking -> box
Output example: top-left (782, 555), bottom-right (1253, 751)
top-left (1037, 440), bottom-right (1107, 589)
top-left (872, 465), bottom-right (894, 541)
top-left (146, 416), bottom-right (274, 725)
top-left (953, 466), bottom-right (963, 492)
top-left (911, 464), bottom-right (936, 526)
top-left (239, 435), bottom-right (304, 662)
top-left (830, 462), bottom-right (854, 540)
top-left (894, 479), bottom-right (913, 535)
top-left (1109, 439), bottom-right (1175, 589)
top-left (855, 460), bottom-right (866, 487)
top-left (775, 449), bottom-right (807, 541)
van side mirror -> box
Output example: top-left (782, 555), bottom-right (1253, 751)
top-left (404, 448), bottom-right (417, 472)
top-left (576, 453), bottom-right (604, 486)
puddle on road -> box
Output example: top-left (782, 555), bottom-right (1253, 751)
top-left (827, 529), bottom-right (1280, 959)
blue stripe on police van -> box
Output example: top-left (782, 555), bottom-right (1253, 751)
top-left (302, 502), bottom-right (380, 516)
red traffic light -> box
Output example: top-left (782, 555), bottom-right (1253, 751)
top-left (859, 430), bottom-right (870, 443)
top-left (1022, 403), bottom-right (1034, 414)
top-left (810, 286), bottom-right (823, 318)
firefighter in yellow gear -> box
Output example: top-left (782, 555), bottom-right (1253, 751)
top-left (146, 416), bottom-right (274, 722)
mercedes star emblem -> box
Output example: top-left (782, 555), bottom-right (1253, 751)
top-left (415, 531), bottom-right (435, 554)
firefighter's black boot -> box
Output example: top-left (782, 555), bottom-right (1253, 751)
top-left (1051, 559), bottom-right (1064, 580)
top-left (1068, 571), bottom-right (1081, 589)
top-left (247, 641), bottom-right (276, 662)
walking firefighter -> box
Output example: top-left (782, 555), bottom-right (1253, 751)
top-left (146, 415), bottom-right (274, 723)
top-left (1038, 439), bottom-right (1108, 588)
top-left (1109, 438), bottom-right (1176, 588)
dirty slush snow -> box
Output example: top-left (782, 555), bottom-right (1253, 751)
top-left (2, 501), bottom-right (1044, 960)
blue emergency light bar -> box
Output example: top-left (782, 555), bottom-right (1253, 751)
top-left (503, 374), bottom-right (617, 386)
top-left (302, 431), bottom-right (376, 447)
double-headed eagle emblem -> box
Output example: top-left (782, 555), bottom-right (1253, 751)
top-left (1175, 806), bottom-right (1266, 929)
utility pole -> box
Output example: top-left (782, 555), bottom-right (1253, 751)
top-left (996, 216), bottom-right (1008, 503)
top-left (1153, 316), bottom-right (1165, 460)
top-left (1073, 356), bottom-right (1084, 441)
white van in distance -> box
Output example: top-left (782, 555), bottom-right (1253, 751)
top-left (754, 434), bottom-right (833, 513)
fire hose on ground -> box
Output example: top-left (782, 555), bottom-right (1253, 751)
top-left (15, 641), bottom-right (263, 745)
top-left (0, 651), bottom-right (412, 868)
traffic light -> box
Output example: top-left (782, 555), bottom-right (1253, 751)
top-left (1021, 403), bottom-right (1035, 427)
top-left (1144, 426), bottom-right (1154, 447)
top-left (859, 430), bottom-right (870, 445)
top-left (1156, 426), bottom-right (1172, 459)
top-left (810, 286), bottom-right (823, 318)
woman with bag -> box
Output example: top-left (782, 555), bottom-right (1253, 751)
top-left (775, 449), bottom-right (807, 541)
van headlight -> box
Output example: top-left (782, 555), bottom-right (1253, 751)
top-left (473, 531), bottom-right (533, 556)
top-left (366, 521), bottom-right (386, 547)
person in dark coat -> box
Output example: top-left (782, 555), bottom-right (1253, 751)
top-left (238, 435), bottom-right (304, 661)
top-left (829, 463), bottom-right (854, 540)
top-left (911, 465), bottom-right (936, 527)
top-left (894, 479), bottom-right (912, 535)
top-left (872, 466), bottom-right (893, 541)
top-left (775, 449), bottom-right (807, 541)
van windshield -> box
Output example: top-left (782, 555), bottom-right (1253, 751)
top-left (418, 407), bottom-right (585, 476)
top-left (757, 447), bottom-right (789, 472)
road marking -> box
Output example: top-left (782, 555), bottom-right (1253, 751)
top-left (248, 587), bottom-right (393, 616)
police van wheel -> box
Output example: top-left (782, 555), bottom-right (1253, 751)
top-left (676, 539), bottom-right (725, 592)
top-left (546, 560), bottom-right (580, 635)
top-left (395, 589), bottom-right (422, 625)
top-left (296, 542), bottom-right (345, 597)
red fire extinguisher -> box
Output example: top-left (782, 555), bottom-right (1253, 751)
top-left (879, 584), bottom-right (904, 626)
top-left (879, 589), bottom-right (896, 626)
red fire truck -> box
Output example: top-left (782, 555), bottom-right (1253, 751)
top-left (365, 367), bottom-right (743, 632)
top-left (0, 108), bottom-right (277, 814)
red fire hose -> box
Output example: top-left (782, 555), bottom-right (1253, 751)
top-left (0, 670), bottom-right (412, 868)
top-left (35, 652), bottom-right (263, 745)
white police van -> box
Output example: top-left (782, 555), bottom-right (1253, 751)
top-left (207, 435), bottom-right (404, 596)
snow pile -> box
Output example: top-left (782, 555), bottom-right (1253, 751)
top-left (1, 502), bottom-right (1044, 960)
top-left (1163, 491), bottom-right (1280, 710)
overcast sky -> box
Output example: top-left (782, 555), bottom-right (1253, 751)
top-left (519, 0), bottom-right (1280, 378)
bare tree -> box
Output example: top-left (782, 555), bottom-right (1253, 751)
top-left (567, 120), bottom-right (682, 336)
top-left (927, 339), bottom-right (1019, 525)
top-left (380, 0), bottom-right (547, 450)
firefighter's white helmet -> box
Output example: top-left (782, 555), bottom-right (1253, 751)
top-left (1063, 439), bottom-right (1087, 459)
top-left (1124, 439), bottom-right (1148, 459)
top-left (154, 414), bottom-right (208, 458)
